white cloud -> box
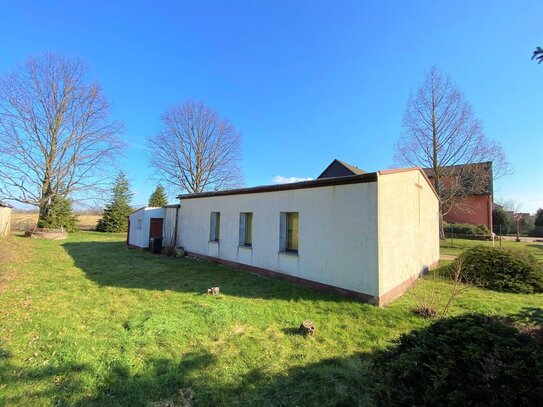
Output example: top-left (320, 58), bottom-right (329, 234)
top-left (271, 175), bottom-right (313, 184)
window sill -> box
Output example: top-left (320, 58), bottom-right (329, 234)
top-left (209, 240), bottom-right (220, 244)
top-left (279, 250), bottom-right (299, 257)
top-left (239, 244), bottom-right (252, 249)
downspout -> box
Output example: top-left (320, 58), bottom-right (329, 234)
top-left (173, 204), bottom-right (180, 248)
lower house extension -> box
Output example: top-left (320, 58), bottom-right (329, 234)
top-left (175, 167), bottom-right (439, 306)
top-left (127, 204), bottom-right (179, 249)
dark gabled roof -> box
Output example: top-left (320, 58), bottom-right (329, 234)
top-left (177, 172), bottom-right (378, 200)
top-left (423, 161), bottom-right (493, 195)
top-left (317, 159), bottom-right (367, 179)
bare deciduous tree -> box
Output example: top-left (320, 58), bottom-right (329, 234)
top-left (0, 54), bottom-right (123, 223)
top-left (149, 100), bottom-right (243, 193)
top-left (393, 66), bottom-right (510, 230)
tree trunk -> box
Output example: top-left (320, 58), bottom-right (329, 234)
top-left (439, 210), bottom-right (445, 240)
top-left (38, 201), bottom-right (50, 227)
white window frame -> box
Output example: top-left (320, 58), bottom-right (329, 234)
top-left (279, 212), bottom-right (299, 253)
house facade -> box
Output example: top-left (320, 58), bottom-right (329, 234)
top-left (423, 162), bottom-right (493, 230)
top-left (176, 168), bottom-right (439, 305)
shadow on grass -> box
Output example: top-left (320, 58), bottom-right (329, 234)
top-left (527, 243), bottom-right (543, 252)
top-left (0, 348), bottom-right (89, 405)
top-left (61, 240), bottom-right (362, 303)
top-left (513, 306), bottom-right (543, 326)
top-left (4, 310), bottom-right (541, 406)
top-left (78, 352), bottom-right (373, 406)
top-left (0, 345), bottom-right (372, 406)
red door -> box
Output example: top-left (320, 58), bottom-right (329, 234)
top-left (149, 218), bottom-right (163, 238)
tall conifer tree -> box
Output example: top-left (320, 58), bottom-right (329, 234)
top-left (96, 172), bottom-right (133, 232)
top-left (148, 185), bottom-right (168, 207)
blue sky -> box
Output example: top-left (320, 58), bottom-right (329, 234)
top-left (1, 1), bottom-right (542, 211)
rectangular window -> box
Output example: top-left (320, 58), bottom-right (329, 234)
top-left (286, 212), bottom-right (299, 251)
top-left (239, 212), bottom-right (253, 246)
top-left (210, 212), bottom-right (220, 241)
top-left (280, 212), bottom-right (299, 253)
top-left (137, 219), bottom-right (142, 230)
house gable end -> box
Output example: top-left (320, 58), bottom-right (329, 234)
top-left (317, 159), bottom-right (367, 179)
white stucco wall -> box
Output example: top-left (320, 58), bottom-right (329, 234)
top-left (128, 207), bottom-right (166, 248)
top-left (377, 170), bottom-right (440, 297)
top-left (178, 182), bottom-right (380, 297)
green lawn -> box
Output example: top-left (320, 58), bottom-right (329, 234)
top-left (441, 237), bottom-right (543, 261)
top-left (1, 232), bottom-right (542, 406)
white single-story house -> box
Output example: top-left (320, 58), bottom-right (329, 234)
top-left (127, 204), bottom-right (179, 249)
top-left (128, 160), bottom-right (440, 305)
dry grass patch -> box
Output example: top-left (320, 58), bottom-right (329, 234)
top-left (10, 213), bottom-right (101, 231)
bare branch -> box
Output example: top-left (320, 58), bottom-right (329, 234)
top-left (0, 54), bottom-right (124, 221)
top-left (148, 100), bottom-right (243, 194)
top-left (393, 66), bottom-right (511, 232)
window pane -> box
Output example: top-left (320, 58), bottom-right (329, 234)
top-left (287, 212), bottom-right (298, 251)
top-left (244, 213), bottom-right (252, 245)
top-left (211, 212), bottom-right (220, 241)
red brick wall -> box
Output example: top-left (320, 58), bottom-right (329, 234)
top-left (444, 195), bottom-right (492, 229)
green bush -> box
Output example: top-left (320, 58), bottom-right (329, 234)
top-left (457, 246), bottom-right (543, 293)
top-left (37, 196), bottom-right (78, 232)
top-left (528, 226), bottom-right (543, 237)
top-left (372, 314), bottom-right (543, 406)
top-left (444, 222), bottom-right (490, 240)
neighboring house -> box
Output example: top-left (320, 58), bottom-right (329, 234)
top-left (320, 160), bottom-right (493, 230)
top-left (0, 202), bottom-right (13, 237)
top-left (127, 204), bottom-right (179, 249)
top-left (422, 162), bottom-right (493, 230)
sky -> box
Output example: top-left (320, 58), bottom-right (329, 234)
top-left (0, 0), bottom-right (542, 212)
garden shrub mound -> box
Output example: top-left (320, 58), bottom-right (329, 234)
top-left (443, 222), bottom-right (490, 240)
top-left (458, 246), bottom-right (543, 293)
top-left (372, 314), bottom-right (543, 406)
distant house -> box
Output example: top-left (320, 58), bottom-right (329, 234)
top-left (423, 162), bottom-right (493, 230)
top-left (317, 159), bottom-right (367, 178)
top-left (0, 202), bottom-right (13, 237)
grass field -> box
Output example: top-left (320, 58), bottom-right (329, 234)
top-left (440, 237), bottom-right (543, 261)
top-left (0, 232), bottom-right (542, 406)
top-left (10, 213), bottom-right (101, 231)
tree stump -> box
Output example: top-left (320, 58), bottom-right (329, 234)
top-left (207, 287), bottom-right (220, 295)
top-left (299, 320), bottom-right (316, 336)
